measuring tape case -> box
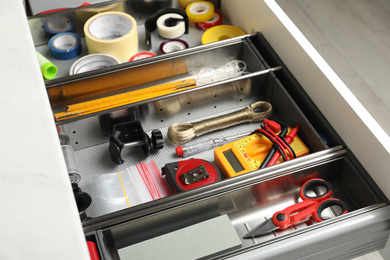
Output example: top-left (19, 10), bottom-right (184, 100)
top-left (162, 159), bottom-right (221, 193)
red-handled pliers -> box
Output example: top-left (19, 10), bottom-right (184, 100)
top-left (243, 178), bottom-right (349, 239)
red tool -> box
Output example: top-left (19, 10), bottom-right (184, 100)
top-left (87, 241), bottom-right (100, 260)
top-left (243, 178), bottom-right (348, 239)
top-left (162, 159), bottom-right (221, 193)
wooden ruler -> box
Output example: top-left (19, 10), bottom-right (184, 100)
top-left (55, 78), bottom-right (197, 121)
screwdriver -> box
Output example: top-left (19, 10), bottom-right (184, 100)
top-left (175, 132), bottom-right (250, 157)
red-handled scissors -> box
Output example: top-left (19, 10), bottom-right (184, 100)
top-left (243, 178), bottom-right (348, 239)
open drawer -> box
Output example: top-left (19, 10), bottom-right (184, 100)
top-left (13, 0), bottom-right (390, 260)
top-left (54, 34), bottom-right (327, 215)
top-left (84, 149), bottom-right (389, 260)
top-left (51, 33), bottom-right (389, 259)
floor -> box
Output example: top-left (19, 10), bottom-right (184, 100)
top-left (276, 1), bottom-right (390, 259)
top-left (276, 0), bottom-right (390, 137)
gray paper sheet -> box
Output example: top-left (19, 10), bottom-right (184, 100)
top-left (118, 214), bottom-right (242, 260)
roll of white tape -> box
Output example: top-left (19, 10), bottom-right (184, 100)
top-left (156, 13), bottom-right (186, 39)
top-left (84, 11), bottom-right (138, 63)
top-left (69, 54), bottom-right (121, 75)
top-left (159, 39), bottom-right (189, 54)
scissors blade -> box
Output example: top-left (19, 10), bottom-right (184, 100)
top-left (243, 218), bottom-right (279, 239)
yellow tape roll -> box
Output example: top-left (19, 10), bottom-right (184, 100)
top-left (186, 1), bottom-right (214, 22)
top-left (202, 25), bottom-right (246, 44)
top-left (84, 11), bottom-right (138, 63)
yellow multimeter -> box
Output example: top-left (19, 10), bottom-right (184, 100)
top-left (214, 129), bottom-right (309, 178)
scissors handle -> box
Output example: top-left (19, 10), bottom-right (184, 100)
top-left (314, 198), bottom-right (349, 222)
top-left (272, 197), bottom-right (348, 229)
top-left (299, 178), bottom-right (333, 201)
top-left (272, 199), bottom-right (317, 230)
top-left (273, 178), bottom-right (348, 229)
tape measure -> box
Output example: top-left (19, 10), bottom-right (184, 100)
top-left (162, 159), bottom-right (221, 193)
top-left (214, 129), bottom-right (309, 178)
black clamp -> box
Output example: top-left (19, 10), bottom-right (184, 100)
top-left (109, 120), bottom-right (163, 164)
top-left (144, 8), bottom-right (189, 49)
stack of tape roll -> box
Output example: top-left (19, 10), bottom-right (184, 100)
top-left (186, 1), bottom-right (214, 22)
top-left (157, 13), bottom-right (186, 39)
top-left (69, 54), bottom-right (120, 75)
top-left (43, 14), bottom-right (75, 37)
top-left (84, 11), bottom-right (138, 63)
top-left (49, 32), bottom-right (82, 60)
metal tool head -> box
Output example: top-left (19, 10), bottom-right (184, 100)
top-left (243, 218), bottom-right (279, 239)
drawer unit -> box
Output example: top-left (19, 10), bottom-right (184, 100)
top-left (4, 0), bottom-right (389, 259)
top-left (92, 150), bottom-right (389, 259)
top-left (52, 30), bottom-right (387, 259)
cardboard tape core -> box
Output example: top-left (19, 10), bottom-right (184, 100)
top-left (88, 14), bottom-right (133, 40)
top-left (52, 34), bottom-right (77, 50)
